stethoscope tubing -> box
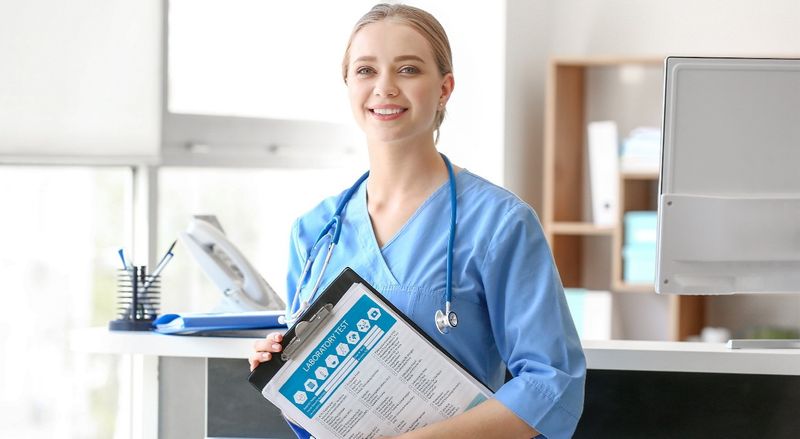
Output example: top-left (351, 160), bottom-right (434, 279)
top-left (285, 172), bottom-right (368, 324)
top-left (444, 153), bottom-right (457, 314)
top-left (286, 154), bottom-right (457, 332)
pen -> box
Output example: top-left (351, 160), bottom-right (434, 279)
top-left (154, 240), bottom-right (177, 270)
top-left (143, 240), bottom-right (177, 292)
top-left (150, 252), bottom-right (173, 279)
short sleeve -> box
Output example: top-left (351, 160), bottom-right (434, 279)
top-left (481, 204), bottom-right (586, 439)
top-left (285, 219), bottom-right (305, 317)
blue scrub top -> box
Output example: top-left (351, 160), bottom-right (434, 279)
top-left (286, 170), bottom-right (586, 439)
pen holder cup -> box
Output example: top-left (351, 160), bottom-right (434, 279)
top-left (109, 266), bottom-right (161, 331)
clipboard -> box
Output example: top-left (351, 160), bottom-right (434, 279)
top-left (248, 267), bottom-right (492, 437)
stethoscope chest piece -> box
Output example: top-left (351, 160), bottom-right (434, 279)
top-left (435, 308), bottom-right (458, 335)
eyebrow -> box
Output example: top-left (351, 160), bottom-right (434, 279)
top-left (353, 55), bottom-right (426, 64)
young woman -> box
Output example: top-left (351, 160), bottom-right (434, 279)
top-left (250, 4), bottom-right (585, 438)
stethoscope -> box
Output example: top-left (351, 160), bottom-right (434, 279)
top-left (283, 153), bottom-right (459, 335)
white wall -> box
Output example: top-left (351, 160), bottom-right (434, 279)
top-left (504, 0), bottom-right (800, 338)
top-left (504, 0), bottom-right (554, 208)
top-left (0, 0), bottom-right (162, 157)
top-left (408, 0), bottom-right (507, 185)
top-left (548, 0), bottom-right (800, 56)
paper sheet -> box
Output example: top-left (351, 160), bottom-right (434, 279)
top-left (261, 283), bottom-right (491, 438)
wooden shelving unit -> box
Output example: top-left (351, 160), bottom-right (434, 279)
top-left (542, 57), bottom-right (705, 341)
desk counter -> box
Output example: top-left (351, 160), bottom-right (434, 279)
top-left (71, 329), bottom-right (800, 438)
top-left (71, 328), bottom-right (800, 375)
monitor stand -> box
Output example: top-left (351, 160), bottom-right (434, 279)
top-left (727, 339), bottom-right (800, 349)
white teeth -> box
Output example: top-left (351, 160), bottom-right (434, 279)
top-left (372, 108), bottom-right (404, 115)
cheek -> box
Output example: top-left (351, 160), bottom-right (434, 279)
top-left (410, 88), bottom-right (439, 118)
top-left (411, 82), bottom-right (441, 111)
top-left (347, 84), bottom-right (367, 116)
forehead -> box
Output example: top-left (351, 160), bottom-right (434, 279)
top-left (349, 20), bottom-right (435, 63)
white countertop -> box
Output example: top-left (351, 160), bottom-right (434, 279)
top-left (70, 327), bottom-right (265, 360)
top-left (70, 328), bottom-right (800, 376)
top-left (581, 339), bottom-right (800, 375)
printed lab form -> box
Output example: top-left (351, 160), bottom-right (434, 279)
top-left (258, 282), bottom-right (491, 438)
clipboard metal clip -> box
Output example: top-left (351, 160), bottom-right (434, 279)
top-left (281, 303), bottom-right (334, 361)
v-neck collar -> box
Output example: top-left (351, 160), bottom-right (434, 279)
top-left (351, 170), bottom-right (464, 285)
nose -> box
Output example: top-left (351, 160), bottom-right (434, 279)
top-left (374, 75), bottom-right (398, 97)
top-left (374, 86), bottom-right (398, 97)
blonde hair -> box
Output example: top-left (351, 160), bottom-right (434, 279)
top-left (342, 3), bottom-right (453, 144)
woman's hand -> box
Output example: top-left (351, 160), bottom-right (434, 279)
top-left (249, 332), bottom-right (283, 371)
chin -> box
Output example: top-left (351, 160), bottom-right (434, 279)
top-left (365, 129), bottom-right (408, 144)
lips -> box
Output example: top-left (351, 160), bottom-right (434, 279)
top-left (372, 108), bottom-right (405, 115)
top-left (368, 105), bottom-right (407, 120)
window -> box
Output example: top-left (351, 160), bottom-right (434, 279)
top-left (168, 0), bottom-right (377, 123)
top-left (158, 167), bottom-right (361, 312)
top-left (0, 166), bottom-right (130, 438)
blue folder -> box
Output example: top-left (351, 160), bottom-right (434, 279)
top-left (153, 310), bottom-right (286, 334)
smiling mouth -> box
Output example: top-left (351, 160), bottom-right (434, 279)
top-left (370, 108), bottom-right (407, 115)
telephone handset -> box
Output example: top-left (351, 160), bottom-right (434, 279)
top-left (179, 215), bottom-right (285, 312)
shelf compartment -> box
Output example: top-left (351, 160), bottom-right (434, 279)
top-left (551, 234), bottom-right (613, 290)
top-left (622, 173), bottom-right (659, 212)
top-left (670, 296), bottom-right (707, 342)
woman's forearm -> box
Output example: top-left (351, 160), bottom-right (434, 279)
top-left (396, 399), bottom-right (539, 439)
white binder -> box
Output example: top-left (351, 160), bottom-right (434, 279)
top-left (587, 120), bottom-right (620, 226)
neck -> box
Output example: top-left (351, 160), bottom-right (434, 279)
top-left (365, 136), bottom-right (447, 203)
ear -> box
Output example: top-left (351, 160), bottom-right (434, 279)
top-left (440, 73), bottom-right (455, 105)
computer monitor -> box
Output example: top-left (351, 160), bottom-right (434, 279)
top-left (656, 57), bottom-right (800, 347)
top-left (657, 56), bottom-right (800, 294)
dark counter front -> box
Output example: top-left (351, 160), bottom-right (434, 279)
top-left (575, 369), bottom-right (800, 439)
top-left (207, 358), bottom-right (296, 439)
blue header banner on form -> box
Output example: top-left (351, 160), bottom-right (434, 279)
top-left (279, 293), bottom-right (397, 418)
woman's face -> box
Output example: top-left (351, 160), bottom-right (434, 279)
top-left (346, 20), bottom-right (453, 146)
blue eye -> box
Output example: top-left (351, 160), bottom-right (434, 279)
top-left (356, 66), bottom-right (375, 75)
top-left (399, 66), bottom-right (419, 74)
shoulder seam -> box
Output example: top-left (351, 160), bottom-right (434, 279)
top-left (462, 171), bottom-right (526, 204)
top-left (479, 203), bottom-right (530, 273)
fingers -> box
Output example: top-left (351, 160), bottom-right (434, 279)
top-left (249, 351), bottom-right (274, 371)
top-left (253, 333), bottom-right (284, 353)
top-left (250, 332), bottom-right (285, 371)
top-left (249, 352), bottom-right (271, 371)
top-left (252, 339), bottom-right (284, 353)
